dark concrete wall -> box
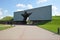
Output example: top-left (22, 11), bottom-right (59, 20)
top-left (14, 5), bottom-right (52, 21)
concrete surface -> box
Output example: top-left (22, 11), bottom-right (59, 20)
top-left (0, 25), bottom-right (60, 40)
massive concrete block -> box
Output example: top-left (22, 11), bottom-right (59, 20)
top-left (14, 5), bottom-right (52, 21)
top-left (14, 11), bottom-right (24, 21)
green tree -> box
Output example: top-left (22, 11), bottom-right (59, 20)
top-left (0, 16), bottom-right (13, 26)
top-left (0, 16), bottom-right (13, 21)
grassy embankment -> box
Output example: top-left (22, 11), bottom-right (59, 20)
top-left (38, 16), bottom-right (60, 33)
top-left (0, 24), bottom-right (13, 30)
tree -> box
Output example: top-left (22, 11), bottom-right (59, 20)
top-left (0, 16), bottom-right (13, 21)
top-left (0, 16), bottom-right (13, 24)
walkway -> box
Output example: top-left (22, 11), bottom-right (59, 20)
top-left (0, 25), bottom-right (60, 40)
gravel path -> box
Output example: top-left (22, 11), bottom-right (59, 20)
top-left (0, 25), bottom-right (60, 40)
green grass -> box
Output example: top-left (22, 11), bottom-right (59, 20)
top-left (38, 16), bottom-right (60, 33)
top-left (0, 24), bottom-right (13, 30)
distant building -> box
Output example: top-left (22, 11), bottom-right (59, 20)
top-left (14, 5), bottom-right (52, 24)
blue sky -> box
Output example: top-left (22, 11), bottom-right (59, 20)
top-left (0, 0), bottom-right (60, 18)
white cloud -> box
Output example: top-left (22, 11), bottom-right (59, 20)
top-left (16, 4), bottom-right (33, 9)
top-left (16, 4), bottom-right (33, 11)
top-left (27, 4), bottom-right (33, 9)
top-left (4, 10), bottom-right (12, 17)
top-left (4, 10), bottom-right (8, 13)
top-left (37, 0), bottom-right (48, 4)
top-left (16, 4), bottom-right (26, 8)
top-left (0, 8), bottom-right (11, 19)
top-left (52, 6), bottom-right (57, 11)
top-left (16, 9), bottom-right (23, 11)
top-left (0, 8), bottom-right (3, 16)
top-left (4, 10), bottom-right (11, 16)
top-left (0, 8), bottom-right (4, 19)
top-left (52, 6), bottom-right (60, 16)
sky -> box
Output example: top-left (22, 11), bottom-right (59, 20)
top-left (0, 0), bottom-right (60, 19)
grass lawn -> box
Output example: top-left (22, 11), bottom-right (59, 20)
top-left (38, 16), bottom-right (60, 33)
top-left (0, 24), bottom-right (13, 30)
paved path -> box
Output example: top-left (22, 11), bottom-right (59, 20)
top-left (0, 25), bottom-right (60, 40)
